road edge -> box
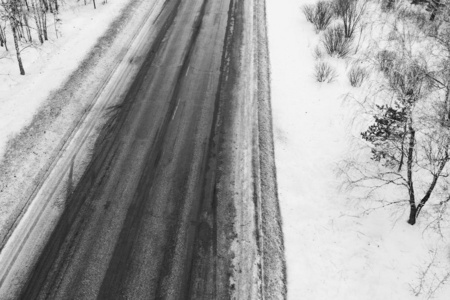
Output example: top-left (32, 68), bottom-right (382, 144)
top-left (254, 0), bottom-right (287, 298)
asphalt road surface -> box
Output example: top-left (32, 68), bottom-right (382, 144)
top-left (20, 0), bottom-right (237, 299)
top-left (16, 0), bottom-right (285, 299)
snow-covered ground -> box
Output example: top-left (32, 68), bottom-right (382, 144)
top-left (0, 0), bottom-right (130, 163)
top-left (267, 0), bottom-right (450, 299)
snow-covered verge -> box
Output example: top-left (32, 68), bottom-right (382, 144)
top-left (0, 0), bottom-right (162, 247)
top-left (267, 0), bottom-right (450, 299)
top-left (0, 0), bottom-right (127, 161)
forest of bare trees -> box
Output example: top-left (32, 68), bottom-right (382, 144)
top-left (0, 0), bottom-right (102, 75)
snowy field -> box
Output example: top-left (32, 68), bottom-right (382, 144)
top-left (267, 0), bottom-right (450, 299)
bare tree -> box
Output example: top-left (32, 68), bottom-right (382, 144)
top-left (345, 52), bottom-right (450, 225)
top-left (1, 0), bottom-right (25, 74)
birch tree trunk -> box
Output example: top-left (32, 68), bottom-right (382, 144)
top-left (10, 19), bottom-right (25, 75)
top-left (32, 0), bottom-right (44, 44)
top-left (38, 0), bottom-right (47, 41)
top-left (0, 25), bottom-right (7, 50)
top-left (406, 115), bottom-right (416, 225)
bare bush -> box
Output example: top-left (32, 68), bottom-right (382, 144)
top-left (333, 0), bottom-right (367, 38)
top-left (322, 24), bottom-right (353, 58)
top-left (348, 64), bottom-right (368, 87)
top-left (302, 1), bottom-right (334, 32)
top-left (397, 5), bottom-right (429, 29)
top-left (315, 61), bottom-right (338, 83)
top-left (410, 246), bottom-right (450, 299)
top-left (377, 49), bottom-right (397, 73)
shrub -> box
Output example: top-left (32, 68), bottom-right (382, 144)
top-left (314, 45), bottom-right (325, 59)
top-left (397, 6), bottom-right (428, 29)
top-left (322, 25), bottom-right (353, 58)
top-left (348, 65), bottom-right (368, 87)
top-left (302, 1), bottom-right (335, 32)
top-left (377, 50), bottom-right (397, 73)
top-left (315, 61), bottom-right (338, 83)
top-left (333, 0), bottom-right (367, 38)
top-left (385, 61), bottom-right (424, 95)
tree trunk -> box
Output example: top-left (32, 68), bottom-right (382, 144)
top-left (11, 22), bottom-right (25, 75)
top-left (0, 26), bottom-right (7, 50)
top-left (446, 87), bottom-right (450, 122)
top-left (398, 123), bottom-right (407, 172)
top-left (33, 0), bottom-right (44, 44)
top-left (408, 204), bottom-right (417, 225)
top-left (38, 0), bottom-right (47, 40)
top-left (415, 149), bottom-right (449, 221)
top-left (406, 116), bottom-right (416, 224)
top-left (93, 0), bottom-right (96, 9)
top-left (41, 0), bottom-right (48, 12)
top-left (23, 13), bottom-right (32, 42)
top-left (53, 7), bottom-right (58, 38)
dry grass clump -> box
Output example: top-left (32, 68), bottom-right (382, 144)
top-left (333, 0), bottom-right (367, 38)
top-left (377, 49), bottom-right (397, 73)
top-left (302, 1), bottom-right (335, 32)
top-left (315, 61), bottom-right (338, 82)
top-left (348, 64), bottom-right (368, 87)
top-left (302, 4), bottom-right (316, 23)
top-left (314, 45), bottom-right (325, 59)
top-left (322, 24), bottom-right (353, 58)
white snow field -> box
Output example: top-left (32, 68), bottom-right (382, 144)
top-left (267, 0), bottom-right (450, 299)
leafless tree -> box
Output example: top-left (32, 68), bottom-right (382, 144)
top-left (1, 0), bottom-right (25, 74)
top-left (343, 50), bottom-right (450, 225)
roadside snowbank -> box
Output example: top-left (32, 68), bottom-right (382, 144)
top-left (267, 0), bottom-right (450, 299)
